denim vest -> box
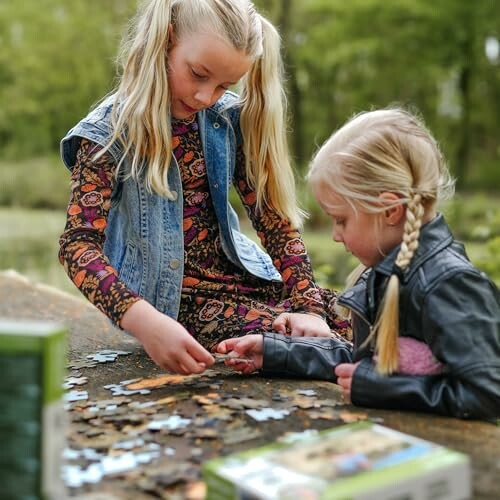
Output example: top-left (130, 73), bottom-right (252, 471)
top-left (60, 91), bottom-right (281, 320)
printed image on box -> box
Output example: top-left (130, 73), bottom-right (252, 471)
top-left (203, 422), bottom-right (471, 500)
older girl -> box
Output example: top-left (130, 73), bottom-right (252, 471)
top-left (59, 0), bottom-right (350, 375)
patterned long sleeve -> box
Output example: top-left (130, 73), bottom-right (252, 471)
top-left (233, 154), bottom-right (325, 317)
top-left (58, 139), bottom-right (140, 325)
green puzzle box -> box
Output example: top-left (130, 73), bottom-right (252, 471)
top-left (0, 319), bottom-right (67, 500)
top-left (203, 421), bottom-right (471, 500)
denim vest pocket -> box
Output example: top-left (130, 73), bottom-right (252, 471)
top-left (118, 242), bottom-right (140, 291)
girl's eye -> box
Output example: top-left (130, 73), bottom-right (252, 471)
top-left (191, 68), bottom-right (207, 80)
top-left (334, 219), bottom-right (345, 226)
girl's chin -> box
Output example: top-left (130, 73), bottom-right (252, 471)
top-left (172, 110), bottom-right (195, 120)
top-left (171, 103), bottom-right (197, 120)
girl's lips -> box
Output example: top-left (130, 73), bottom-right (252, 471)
top-left (181, 101), bottom-right (197, 114)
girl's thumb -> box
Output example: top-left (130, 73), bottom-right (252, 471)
top-left (272, 314), bottom-right (289, 333)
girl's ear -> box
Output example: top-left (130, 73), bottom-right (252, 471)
top-left (378, 192), bottom-right (405, 226)
top-left (167, 24), bottom-right (176, 50)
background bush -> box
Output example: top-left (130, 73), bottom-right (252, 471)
top-left (0, 157), bottom-right (69, 209)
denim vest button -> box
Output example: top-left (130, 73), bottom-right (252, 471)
top-left (170, 259), bottom-right (181, 270)
top-left (170, 190), bottom-right (178, 201)
top-left (342, 290), bottom-right (354, 299)
top-left (213, 122), bottom-right (220, 129)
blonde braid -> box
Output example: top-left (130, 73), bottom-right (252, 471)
top-left (375, 193), bottom-right (425, 374)
top-left (395, 194), bottom-right (424, 270)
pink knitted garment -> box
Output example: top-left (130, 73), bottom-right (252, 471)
top-left (396, 336), bottom-right (443, 375)
top-left (373, 336), bottom-right (443, 375)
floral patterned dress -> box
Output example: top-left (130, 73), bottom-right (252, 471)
top-left (59, 116), bottom-right (351, 349)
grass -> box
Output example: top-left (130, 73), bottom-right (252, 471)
top-left (0, 156), bottom-right (70, 210)
top-left (0, 208), bottom-right (77, 294)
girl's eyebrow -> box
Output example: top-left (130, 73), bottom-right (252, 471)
top-left (198, 64), bottom-right (211, 75)
top-left (195, 64), bottom-right (238, 86)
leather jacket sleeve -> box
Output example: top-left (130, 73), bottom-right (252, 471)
top-left (262, 333), bottom-right (353, 381)
top-left (351, 271), bottom-right (500, 419)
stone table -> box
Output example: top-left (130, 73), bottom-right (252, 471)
top-left (1, 270), bottom-right (498, 499)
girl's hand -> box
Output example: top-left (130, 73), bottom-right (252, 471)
top-left (120, 300), bottom-right (214, 374)
top-left (273, 312), bottom-right (332, 337)
top-left (334, 362), bottom-right (360, 402)
top-left (216, 335), bottom-right (263, 374)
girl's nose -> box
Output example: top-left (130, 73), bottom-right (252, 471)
top-left (194, 87), bottom-right (214, 107)
top-left (332, 228), bottom-right (342, 243)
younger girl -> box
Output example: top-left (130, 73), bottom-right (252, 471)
top-left (218, 108), bottom-right (500, 419)
top-left (59, 0), bottom-right (350, 375)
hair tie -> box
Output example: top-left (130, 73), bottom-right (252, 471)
top-left (392, 265), bottom-right (405, 282)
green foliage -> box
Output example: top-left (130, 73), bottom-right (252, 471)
top-left (475, 237), bottom-right (500, 285)
top-left (0, 0), bottom-right (136, 157)
top-left (0, 0), bottom-right (498, 190)
top-left (442, 193), bottom-right (500, 285)
top-left (255, 0), bottom-right (500, 189)
top-left (464, 158), bottom-right (500, 192)
top-left (441, 193), bottom-right (500, 242)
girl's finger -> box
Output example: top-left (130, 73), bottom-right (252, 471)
top-left (240, 362), bottom-right (257, 374)
top-left (163, 359), bottom-right (183, 374)
top-left (187, 342), bottom-right (214, 365)
top-left (231, 358), bottom-right (256, 371)
top-left (177, 362), bottom-right (190, 375)
top-left (343, 388), bottom-right (351, 403)
top-left (216, 340), bottom-right (229, 354)
top-left (216, 337), bottom-right (242, 354)
top-left (272, 313), bottom-right (289, 333)
top-left (230, 362), bottom-right (250, 372)
top-left (226, 336), bottom-right (256, 356)
top-left (335, 363), bottom-right (354, 378)
top-left (179, 351), bottom-right (207, 374)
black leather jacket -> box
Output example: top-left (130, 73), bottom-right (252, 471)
top-left (262, 214), bottom-right (500, 419)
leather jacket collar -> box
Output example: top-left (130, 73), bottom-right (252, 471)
top-left (373, 213), bottom-right (454, 282)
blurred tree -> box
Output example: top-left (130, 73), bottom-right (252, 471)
top-left (429, 0), bottom-right (500, 188)
top-left (258, 0), bottom-right (444, 169)
top-left (1, 0), bottom-right (499, 191)
top-left (257, 0), bottom-right (500, 188)
top-left (0, 0), bottom-right (136, 157)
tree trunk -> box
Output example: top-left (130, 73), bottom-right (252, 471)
top-left (277, 0), bottom-right (305, 166)
top-left (455, 7), bottom-right (474, 188)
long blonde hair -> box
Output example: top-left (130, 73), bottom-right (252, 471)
top-left (97, 0), bottom-right (302, 227)
top-left (308, 108), bottom-right (455, 374)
